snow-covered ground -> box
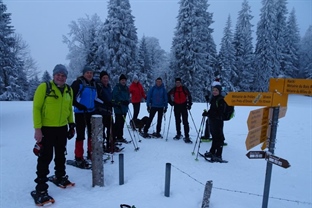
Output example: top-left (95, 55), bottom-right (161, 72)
top-left (0, 94), bottom-right (311, 208)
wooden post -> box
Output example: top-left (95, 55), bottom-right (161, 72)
top-left (91, 115), bottom-right (104, 187)
top-left (201, 180), bottom-right (213, 208)
top-left (119, 154), bottom-right (124, 185)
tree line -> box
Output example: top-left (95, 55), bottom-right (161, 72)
top-left (0, 0), bottom-right (311, 101)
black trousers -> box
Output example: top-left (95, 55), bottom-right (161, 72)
top-left (209, 118), bottom-right (224, 157)
top-left (174, 104), bottom-right (190, 137)
top-left (132, 102), bottom-right (140, 120)
top-left (114, 114), bottom-right (126, 139)
top-left (102, 114), bottom-right (113, 146)
top-left (35, 125), bottom-right (68, 192)
top-left (75, 112), bottom-right (92, 140)
top-left (144, 107), bottom-right (164, 134)
top-left (204, 117), bottom-right (211, 138)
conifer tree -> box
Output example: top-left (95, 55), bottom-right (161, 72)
top-left (233, 0), bottom-right (254, 92)
top-left (171, 0), bottom-right (214, 101)
top-left (283, 8), bottom-right (300, 78)
top-left (218, 15), bottom-right (237, 92)
top-left (102, 0), bottom-right (138, 86)
top-left (299, 26), bottom-right (312, 79)
top-left (41, 70), bottom-right (51, 83)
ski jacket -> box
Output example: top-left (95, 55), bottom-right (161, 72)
top-left (168, 86), bottom-right (192, 106)
top-left (129, 81), bottom-right (146, 103)
top-left (95, 82), bottom-right (113, 115)
top-left (112, 83), bottom-right (130, 115)
top-left (208, 95), bottom-right (226, 120)
top-left (71, 76), bottom-right (97, 113)
top-left (33, 81), bottom-right (74, 128)
top-left (146, 83), bottom-right (168, 108)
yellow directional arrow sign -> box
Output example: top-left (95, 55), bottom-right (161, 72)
top-left (224, 92), bottom-right (288, 107)
top-left (245, 124), bottom-right (270, 151)
top-left (247, 107), bottom-right (270, 130)
top-left (269, 78), bottom-right (312, 95)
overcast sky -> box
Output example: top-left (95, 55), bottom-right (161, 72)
top-left (4, 0), bottom-right (312, 75)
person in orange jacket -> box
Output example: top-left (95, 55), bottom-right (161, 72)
top-left (129, 75), bottom-right (146, 120)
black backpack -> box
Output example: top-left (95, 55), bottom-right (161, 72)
top-left (216, 97), bottom-right (235, 121)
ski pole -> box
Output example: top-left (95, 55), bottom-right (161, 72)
top-left (188, 109), bottom-right (199, 135)
top-left (127, 110), bottom-right (141, 142)
top-left (194, 117), bottom-right (207, 161)
top-left (165, 106), bottom-right (173, 141)
top-left (192, 116), bottom-right (205, 155)
top-left (162, 110), bottom-right (166, 138)
top-left (123, 114), bottom-right (139, 151)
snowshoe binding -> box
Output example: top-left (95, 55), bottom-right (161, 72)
top-left (48, 175), bottom-right (75, 188)
top-left (30, 190), bottom-right (55, 206)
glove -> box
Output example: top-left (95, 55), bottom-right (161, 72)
top-left (186, 103), bottom-right (192, 110)
top-left (147, 106), bottom-right (151, 113)
top-left (164, 107), bottom-right (167, 113)
top-left (202, 110), bottom-right (209, 117)
top-left (67, 123), bottom-right (76, 140)
top-left (76, 103), bottom-right (87, 111)
top-left (121, 100), bottom-right (130, 106)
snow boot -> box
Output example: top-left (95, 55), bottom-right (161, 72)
top-left (30, 190), bottom-right (55, 206)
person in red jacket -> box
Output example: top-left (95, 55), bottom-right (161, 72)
top-left (129, 75), bottom-right (146, 120)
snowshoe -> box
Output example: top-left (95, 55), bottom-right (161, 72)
top-left (140, 132), bottom-right (151, 138)
top-left (183, 137), bottom-right (193, 144)
top-left (116, 137), bottom-right (131, 144)
top-left (66, 159), bottom-right (92, 169)
top-left (151, 132), bottom-right (162, 138)
top-left (30, 190), bottom-right (55, 206)
top-left (200, 136), bottom-right (212, 142)
top-left (198, 152), bottom-right (228, 163)
top-left (48, 175), bottom-right (75, 188)
top-left (173, 134), bottom-right (183, 140)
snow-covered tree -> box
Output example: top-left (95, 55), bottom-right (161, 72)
top-left (283, 8), bottom-right (300, 78)
top-left (101, 0), bottom-right (138, 86)
top-left (218, 15), bottom-right (237, 92)
top-left (253, 0), bottom-right (281, 92)
top-left (233, 0), bottom-right (254, 92)
top-left (171, 0), bottom-right (215, 101)
top-left (136, 36), bottom-right (152, 91)
top-left (41, 70), bottom-right (51, 83)
top-left (28, 75), bottom-right (41, 100)
top-left (0, 1), bottom-right (28, 101)
top-left (299, 26), bottom-right (312, 79)
top-left (63, 14), bottom-right (102, 82)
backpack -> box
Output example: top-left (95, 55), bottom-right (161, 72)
top-left (45, 81), bottom-right (72, 99)
top-left (216, 97), bottom-right (235, 121)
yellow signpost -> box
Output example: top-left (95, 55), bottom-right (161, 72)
top-left (224, 92), bottom-right (288, 107)
top-left (269, 78), bottom-right (312, 95)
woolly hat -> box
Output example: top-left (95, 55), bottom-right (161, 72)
top-left (100, 71), bottom-right (109, 80)
top-left (119, 74), bottom-right (127, 81)
top-left (53, 64), bottom-right (68, 77)
top-left (133, 74), bottom-right (138, 81)
top-left (82, 65), bottom-right (93, 74)
top-left (156, 77), bottom-right (162, 81)
top-left (175, 77), bottom-right (181, 82)
top-left (213, 85), bottom-right (222, 92)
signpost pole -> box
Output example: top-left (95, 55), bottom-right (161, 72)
top-left (262, 106), bottom-right (280, 208)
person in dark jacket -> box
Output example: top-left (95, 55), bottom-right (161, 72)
top-left (95, 71), bottom-right (120, 152)
top-left (142, 77), bottom-right (168, 138)
top-left (112, 74), bottom-right (130, 143)
top-left (167, 78), bottom-right (193, 143)
top-left (129, 74), bottom-right (146, 120)
top-left (71, 65), bottom-right (97, 168)
top-left (202, 84), bottom-right (226, 162)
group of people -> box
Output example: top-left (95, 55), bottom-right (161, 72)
top-left (31, 64), bottom-right (228, 205)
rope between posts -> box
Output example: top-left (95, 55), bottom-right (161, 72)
top-left (170, 164), bottom-right (311, 205)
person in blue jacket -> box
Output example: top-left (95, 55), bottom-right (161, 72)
top-left (71, 65), bottom-right (97, 168)
top-left (142, 77), bottom-right (168, 138)
top-left (112, 74), bottom-right (130, 143)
